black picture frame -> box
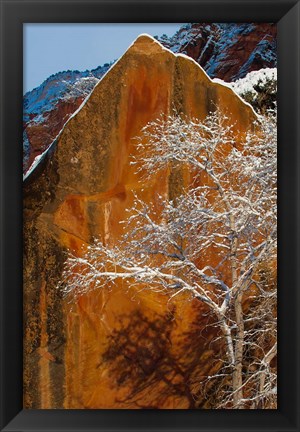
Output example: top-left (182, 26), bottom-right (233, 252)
top-left (0, 0), bottom-right (299, 431)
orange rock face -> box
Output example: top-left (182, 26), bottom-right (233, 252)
top-left (24, 24), bottom-right (276, 174)
top-left (23, 35), bottom-right (257, 409)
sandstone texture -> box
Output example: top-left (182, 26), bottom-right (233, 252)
top-left (23, 24), bottom-right (276, 176)
top-left (23, 35), bottom-right (257, 409)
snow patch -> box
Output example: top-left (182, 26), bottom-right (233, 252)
top-left (23, 150), bottom-right (47, 181)
top-left (213, 68), bottom-right (277, 115)
top-left (230, 68), bottom-right (277, 97)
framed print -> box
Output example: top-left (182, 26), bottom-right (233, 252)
top-left (0, 0), bottom-right (299, 431)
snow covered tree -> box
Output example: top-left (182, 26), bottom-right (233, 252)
top-left (62, 109), bottom-right (277, 409)
top-left (230, 68), bottom-right (277, 114)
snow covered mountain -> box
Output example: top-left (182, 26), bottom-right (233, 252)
top-left (23, 23), bottom-right (276, 174)
top-left (23, 63), bottom-right (114, 172)
top-left (157, 23), bottom-right (276, 82)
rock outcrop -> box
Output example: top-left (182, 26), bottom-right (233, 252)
top-left (23, 23), bottom-right (276, 175)
top-left (23, 34), bottom-right (257, 409)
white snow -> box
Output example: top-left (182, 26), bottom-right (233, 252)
top-left (213, 67), bottom-right (277, 114)
top-left (23, 151), bottom-right (47, 181)
top-left (230, 68), bottom-right (277, 97)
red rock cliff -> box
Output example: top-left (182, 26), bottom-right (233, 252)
top-left (160, 23), bottom-right (277, 82)
top-left (23, 35), bottom-right (257, 409)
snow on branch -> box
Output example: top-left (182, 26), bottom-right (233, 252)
top-left (62, 109), bottom-right (277, 409)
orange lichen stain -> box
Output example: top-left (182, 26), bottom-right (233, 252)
top-left (123, 64), bottom-right (172, 144)
top-left (63, 284), bottom-right (140, 408)
top-left (87, 183), bottom-right (127, 203)
top-left (54, 195), bottom-right (89, 242)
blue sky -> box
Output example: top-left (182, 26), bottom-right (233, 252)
top-left (23, 23), bottom-right (185, 94)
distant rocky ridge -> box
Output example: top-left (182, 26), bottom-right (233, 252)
top-left (23, 23), bottom-right (276, 174)
top-left (157, 23), bottom-right (276, 81)
top-left (23, 63), bottom-right (113, 172)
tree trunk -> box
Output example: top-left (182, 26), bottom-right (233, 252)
top-left (232, 290), bottom-right (244, 408)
